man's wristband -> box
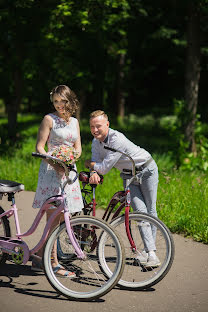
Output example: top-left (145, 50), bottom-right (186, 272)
top-left (90, 170), bottom-right (97, 177)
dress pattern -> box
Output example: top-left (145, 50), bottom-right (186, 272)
top-left (32, 114), bottom-right (83, 213)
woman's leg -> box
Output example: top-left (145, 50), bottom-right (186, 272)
top-left (33, 209), bottom-right (75, 276)
top-left (45, 210), bottom-right (75, 276)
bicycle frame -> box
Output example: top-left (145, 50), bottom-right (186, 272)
top-left (103, 146), bottom-right (140, 251)
top-left (81, 174), bottom-right (137, 251)
top-left (0, 155), bottom-right (86, 265)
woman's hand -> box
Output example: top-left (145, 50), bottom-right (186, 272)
top-left (48, 160), bottom-right (65, 175)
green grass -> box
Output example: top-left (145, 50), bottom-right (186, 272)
top-left (157, 171), bottom-right (208, 243)
top-left (0, 113), bottom-right (208, 243)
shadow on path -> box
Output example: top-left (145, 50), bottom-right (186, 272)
top-left (0, 262), bottom-right (104, 302)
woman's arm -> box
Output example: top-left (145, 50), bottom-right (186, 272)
top-left (74, 119), bottom-right (82, 158)
top-left (36, 115), bottom-right (52, 154)
top-left (36, 115), bottom-right (63, 173)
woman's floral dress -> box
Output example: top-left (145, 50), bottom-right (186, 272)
top-left (32, 114), bottom-right (83, 213)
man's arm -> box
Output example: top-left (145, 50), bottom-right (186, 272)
top-left (85, 138), bottom-right (100, 170)
top-left (93, 132), bottom-right (123, 175)
top-left (84, 160), bottom-right (100, 184)
top-left (85, 160), bottom-right (96, 170)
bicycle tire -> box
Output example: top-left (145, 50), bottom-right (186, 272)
top-left (100, 212), bottom-right (174, 290)
top-left (43, 215), bottom-right (124, 301)
top-left (0, 206), bottom-right (11, 265)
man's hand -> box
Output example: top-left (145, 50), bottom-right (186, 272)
top-left (89, 172), bottom-right (101, 184)
top-left (85, 159), bottom-right (100, 184)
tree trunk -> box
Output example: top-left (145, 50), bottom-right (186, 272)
top-left (76, 92), bottom-right (86, 122)
top-left (116, 54), bottom-right (125, 122)
top-left (7, 69), bottom-right (23, 139)
top-left (184, 1), bottom-right (201, 154)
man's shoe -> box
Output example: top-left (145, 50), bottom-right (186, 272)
top-left (134, 250), bottom-right (148, 265)
top-left (144, 255), bottom-right (161, 268)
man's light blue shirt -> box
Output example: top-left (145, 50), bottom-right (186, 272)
top-left (92, 128), bottom-right (152, 175)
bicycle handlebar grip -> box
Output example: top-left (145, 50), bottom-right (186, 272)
top-left (32, 152), bottom-right (47, 159)
top-left (104, 146), bottom-right (117, 153)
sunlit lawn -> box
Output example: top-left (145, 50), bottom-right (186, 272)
top-left (0, 114), bottom-right (207, 243)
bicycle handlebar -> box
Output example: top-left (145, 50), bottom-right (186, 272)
top-left (32, 152), bottom-right (78, 184)
top-left (104, 146), bottom-right (136, 176)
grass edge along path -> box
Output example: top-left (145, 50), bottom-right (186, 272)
top-left (0, 114), bottom-right (208, 244)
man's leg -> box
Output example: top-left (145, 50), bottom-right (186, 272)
top-left (127, 182), bottom-right (156, 252)
top-left (139, 163), bottom-right (159, 241)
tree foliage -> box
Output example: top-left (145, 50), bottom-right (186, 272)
top-left (0, 0), bottom-right (208, 161)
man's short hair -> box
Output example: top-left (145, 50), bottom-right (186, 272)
top-left (90, 110), bottom-right (108, 121)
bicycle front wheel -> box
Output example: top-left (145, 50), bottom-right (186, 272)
top-left (101, 212), bottom-right (174, 290)
top-left (43, 216), bottom-right (124, 301)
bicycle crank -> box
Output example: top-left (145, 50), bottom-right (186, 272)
top-left (11, 246), bottom-right (24, 264)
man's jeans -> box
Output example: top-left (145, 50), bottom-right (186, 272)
top-left (121, 160), bottom-right (159, 252)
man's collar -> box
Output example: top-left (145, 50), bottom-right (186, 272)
top-left (103, 134), bottom-right (108, 143)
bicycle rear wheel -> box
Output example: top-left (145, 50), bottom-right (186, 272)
top-left (0, 206), bottom-right (11, 265)
top-left (43, 216), bottom-right (124, 301)
top-left (101, 212), bottom-right (174, 290)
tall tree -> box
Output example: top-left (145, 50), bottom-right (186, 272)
top-left (0, 0), bottom-right (52, 138)
top-left (1, 0), bottom-right (208, 143)
top-left (184, 0), bottom-right (201, 154)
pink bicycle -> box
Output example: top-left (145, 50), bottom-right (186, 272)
top-left (0, 153), bottom-right (124, 301)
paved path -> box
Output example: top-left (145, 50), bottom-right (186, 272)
top-left (0, 191), bottom-right (208, 312)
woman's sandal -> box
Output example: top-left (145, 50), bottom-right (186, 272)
top-left (31, 255), bottom-right (44, 272)
top-left (52, 263), bottom-right (76, 278)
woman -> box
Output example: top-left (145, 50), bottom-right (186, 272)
top-left (32, 85), bottom-right (83, 277)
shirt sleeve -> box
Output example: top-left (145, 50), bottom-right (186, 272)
top-left (93, 132), bottom-right (123, 175)
top-left (91, 139), bottom-right (102, 163)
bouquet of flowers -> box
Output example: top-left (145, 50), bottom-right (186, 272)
top-left (51, 144), bottom-right (79, 166)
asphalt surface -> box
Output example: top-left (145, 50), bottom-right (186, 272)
top-left (0, 191), bottom-right (208, 312)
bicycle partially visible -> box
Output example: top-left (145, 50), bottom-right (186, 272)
top-left (79, 146), bottom-right (175, 290)
top-left (0, 153), bottom-right (124, 301)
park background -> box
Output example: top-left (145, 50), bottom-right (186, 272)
top-left (0, 1), bottom-right (208, 243)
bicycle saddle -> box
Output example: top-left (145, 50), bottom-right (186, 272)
top-left (0, 180), bottom-right (24, 193)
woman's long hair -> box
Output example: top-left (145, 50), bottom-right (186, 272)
top-left (50, 85), bottom-right (79, 121)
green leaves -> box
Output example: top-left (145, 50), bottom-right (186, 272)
top-left (152, 26), bottom-right (178, 40)
top-left (15, 0), bottom-right (35, 8)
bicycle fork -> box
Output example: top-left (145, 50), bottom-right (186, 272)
top-left (64, 210), bottom-right (86, 259)
top-left (125, 187), bottom-right (137, 251)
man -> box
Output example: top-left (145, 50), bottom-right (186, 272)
top-left (85, 110), bottom-right (160, 268)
